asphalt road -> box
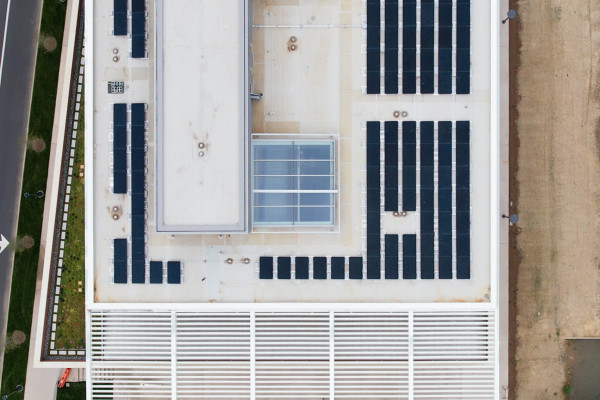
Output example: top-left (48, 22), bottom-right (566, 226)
top-left (0, 0), bottom-right (43, 380)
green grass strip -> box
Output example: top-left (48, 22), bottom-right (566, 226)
top-left (1, 0), bottom-right (67, 395)
top-left (56, 382), bottom-right (85, 400)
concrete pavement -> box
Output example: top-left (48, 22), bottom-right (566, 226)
top-left (0, 0), bottom-right (43, 383)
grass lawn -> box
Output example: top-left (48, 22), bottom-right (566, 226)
top-left (1, 0), bottom-right (67, 395)
top-left (55, 94), bottom-right (85, 351)
top-left (56, 382), bottom-right (85, 400)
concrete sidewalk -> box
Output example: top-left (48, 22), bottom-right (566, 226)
top-left (23, 0), bottom-right (83, 398)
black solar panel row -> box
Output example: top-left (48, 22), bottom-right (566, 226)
top-left (420, 0), bottom-right (434, 93)
top-left (402, 121), bottom-right (416, 211)
top-left (113, 104), bottom-right (127, 194)
top-left (366, 121), bottom-right (381, 279)
top-left (402, 234), bottom-right (416, 279)
top-left (384, 0), bottom-right (398, 94)
top-left (167, 261), bottom-right (181, 284)
top-left (456, 0), bottom-right (471, 94)
top-left (131, 0), bottom-right (146, 58)
top-left (131, 104), bottom-right (146, 283)
top-left (113, 238), bottom-right (128, 283)
top-left (259, 256), bottom-right (365, 280)
top-left (114, 0), bottom-right (127, 36)
top-left (402, 0), bottom-right (416, 94)
top-left (438, 122), bottom-right (453, 279)
top-left (438, 0), bottom-right (453, 94)
top-left (385, 234), bottom-right (399, 279)
top-left (366, 0), bottom-right (380, 94)
top-left (384, 121), bottom-right (398, 211)
top-left (455, 121), bottom-right (470, 278)
top-left (420, 122), bottom-right (434, 279)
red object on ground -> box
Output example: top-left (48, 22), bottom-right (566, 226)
top-left (57, 368), bottom-right (71, 388)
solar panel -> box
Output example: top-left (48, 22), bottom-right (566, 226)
top-left (420, 0), bottom-right (434, 94)
top-left (439, 211), bottom-right (452, 234)
top-left (366, 256), bottom-right (381, 279)
top-left (167, 261), bottom-right (182, 284)
top-left (131, 216), bottom-right (144, 239)
top-left (131, 194), bottom-right (145, 216)
top-left (402, 0), bottom-right (417, 94)
top-left (131, 175), bottom-right (145, 195)
top-left (131, 149), bottom-right (145, 173)
top-left (421, 256), bottom-right (434, 279)
top-left (438, 188), bottom-right (452, 210)
top-left (385, 234), bottom-right (399, 279)
top-left (456, 166), bottom-right (470, 188)
top-left (421, 211), bottom-right (434, 233)
top-left (313, 257), bottom-right (327, 279)
top-left (402, 234), bottom-right (417, 279)
top-left (421, 168), bottom-right (434, 189)
top-left (384, 0), bottom-right (398, 94)
top-left (131, 127), bottom-right (145, 150)
top-left (331, 257), bottom-right (345, 279)
top-left (439, 255), bottom-right (453, 279)
top-left (421, 188), bottom-right (434, 210)
top-left (259, 257), bottom-right (273, 279)
top-left (113, 171), bottom-right (127, 194)
top-left (456, 121), bottom-right (470, 143)
top-left (132, 34), bottom-right (145, 58)
top-left (131, 238), bottom-right (144, 259)
top-left (366, 0), bottom-right (380, 94)
top-left (295, 257), bottom-right (309, 279)
top-left (149, 261), bottom-right (163, 284)
top-left (456, 188), bottom-right (470, 212)
top-left (114, 0), bottom-right (127, 36)
top-left (457, 256), bottom-right (471, 279)
top-left (438, 166), bottom-right (452, 188)
top-left (131, 0), bottom-right (144, 12)
top-left (384, 121), bottom-right (398, 211)
top-left (277, 257), bottom-right (291, 280)
top-left (349, 257), bottom-right (363, 279)
top-left (131, 258), bottom-right (145, 284)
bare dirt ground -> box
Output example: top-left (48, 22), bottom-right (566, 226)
top-left (511, 0), bottom-right (600, 399)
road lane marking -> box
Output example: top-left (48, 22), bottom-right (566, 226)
top-left (0, 0), bottom-right (13, 91)
top-left (0, 233), bottom-right (9, 254)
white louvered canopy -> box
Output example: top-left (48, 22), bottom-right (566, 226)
top-left (88, 308), bottom-right (496, 399)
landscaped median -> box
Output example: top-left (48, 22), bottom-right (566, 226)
top-left (1, 0), bottom-right (67, 395)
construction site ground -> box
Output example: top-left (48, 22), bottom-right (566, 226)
top-left (510, 0), bottom-right (600, 398)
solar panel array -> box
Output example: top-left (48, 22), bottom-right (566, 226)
top-left (112, 103), bottom-right (182, 285)
top-left (113, 0), bottom-right (127, 36)
top-left (259, 120), bottom-right (471, 281)
top-left (131, 0), bottom-right (146, 58)
top-left (113, 104), bottom-right (127, 194)
top-left (260, 256), bottom-right (367, 280)
top-left (366, 0), bottom-right (471, 94)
